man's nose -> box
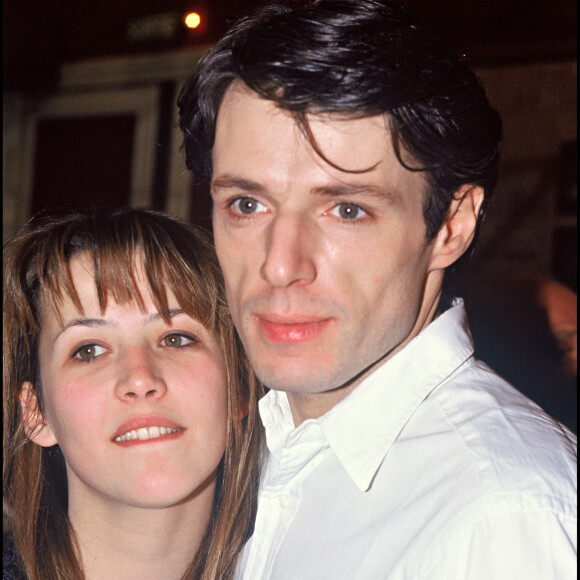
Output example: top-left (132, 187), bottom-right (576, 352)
top-left (260, 212), bottom-right (317, 288)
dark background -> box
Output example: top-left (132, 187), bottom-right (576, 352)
top-left (4, 0), bottom-right (577, 92)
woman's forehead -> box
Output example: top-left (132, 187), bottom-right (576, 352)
top-left (41, 252), bottom-right (153, 317)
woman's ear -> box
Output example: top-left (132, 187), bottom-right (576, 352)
top-left (429, 184), bottom-right (485, 271)
top-left (19, 382), bottom-right (58, 447)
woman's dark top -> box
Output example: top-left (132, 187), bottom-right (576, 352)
top-left (3, 535), bottom-right (25, 580)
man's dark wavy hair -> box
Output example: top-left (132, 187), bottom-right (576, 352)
top-left (178, 0), bottom-right (502, 300)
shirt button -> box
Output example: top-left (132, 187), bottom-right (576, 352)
top-left (279, 494), bottom-right (290, 509)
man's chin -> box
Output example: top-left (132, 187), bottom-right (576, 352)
top-left (254, 365), bottom-right (332, 394)
top-left (253, 360), bottom-right (355, 395)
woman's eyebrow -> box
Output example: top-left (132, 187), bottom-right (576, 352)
top-left (57, 309), bottom-right (187, 339)
top-left (54, 317), bottom-right (109, 342)
top-left (145, 309), bottom-right (186, 324)
top-left (62, 317), bottom-right (108, 330)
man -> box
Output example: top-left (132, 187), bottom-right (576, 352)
top-left (178, 1), bottom-right (577, 578)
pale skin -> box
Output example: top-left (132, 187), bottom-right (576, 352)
top-left (212, 82), bottom-right (483, 426)
top-left (20, 255), bottom-right (228, 580)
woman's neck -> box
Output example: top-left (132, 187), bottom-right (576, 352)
top-left (68, 476), bottom-right (215, 580)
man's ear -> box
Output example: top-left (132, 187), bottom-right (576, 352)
top-left (429, 184), bottom-right (485, 271)
top-left (19, 382), bottom-right (58, 447)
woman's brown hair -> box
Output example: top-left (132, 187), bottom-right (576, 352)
top-left (3, 207), bottom-right (264, 579)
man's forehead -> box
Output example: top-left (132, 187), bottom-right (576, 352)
top-left (215, 84), bottom-right (419, 184)
top-left (219, 79), bottom-right (389, 129)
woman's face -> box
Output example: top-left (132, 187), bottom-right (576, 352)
top-left (22, 253), bottom-right (228, 511)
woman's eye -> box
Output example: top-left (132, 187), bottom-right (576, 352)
top-left (161, 333), bottom-right (196, 348)
top-left (331, 203), bottom-right (366, 220)
top-left (73, 344), bottom-right (106, 362)
top-left (231, 197), bottom-right (267, 215)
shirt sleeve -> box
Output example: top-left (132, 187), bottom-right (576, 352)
top-left (417, 509), bottom-right (577, 580)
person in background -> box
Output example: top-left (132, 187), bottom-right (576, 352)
top-left (460, 264), bottom-right (577, 433)
top-left (3, 207), bottom-right (263, 580)
top-left (540, 276), bottom-right (577, 377)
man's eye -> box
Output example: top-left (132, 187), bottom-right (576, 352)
top-left (73, 344), bottom-right (106, 362)
top-left (331, 203), bottom-right (366, 220)
top-left (161, 333), bottom-right (196, 348)
top-left (231, 197), bottom-right (267, 215)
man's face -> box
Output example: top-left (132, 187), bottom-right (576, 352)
top-left (211, 84), bottom-right (444, 416)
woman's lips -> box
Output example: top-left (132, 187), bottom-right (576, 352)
top-left (113, 427), bottom-right (185, 447)
top-left (112, 415), bottom-right (185, 446)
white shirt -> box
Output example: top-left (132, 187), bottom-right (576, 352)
top-left (236, 300), bottom-right (577, 579)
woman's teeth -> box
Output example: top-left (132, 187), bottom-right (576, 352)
top-left (115, 426), bottom-right (182, 442)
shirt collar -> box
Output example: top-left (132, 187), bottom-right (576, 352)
top-left (258, 299), bottom-right (475, 491)
top-left (259, 386), bottom-right (296, 456)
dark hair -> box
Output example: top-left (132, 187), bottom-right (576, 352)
top-left (178, 0), bottom-right (502, 245)
top-left (3, 207), bottom-right (264, 580)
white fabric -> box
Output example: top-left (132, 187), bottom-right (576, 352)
top-left (236, 300), bottom-right (577, 579)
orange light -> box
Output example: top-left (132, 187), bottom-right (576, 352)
top-left (184, 12), bottom-right (201, 29)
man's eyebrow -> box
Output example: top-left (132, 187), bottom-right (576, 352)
top-left (211, 175), bottom-right (400, 203)
top-left (211, 175), bottom-right (265, 194)
top-left (311, 183), bottom-right (399, 201)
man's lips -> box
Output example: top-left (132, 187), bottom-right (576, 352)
top-left (256, 316), bottom-right (333, 343)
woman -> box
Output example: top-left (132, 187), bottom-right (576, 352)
top-left (3, 207), bottom-right (263, 579)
